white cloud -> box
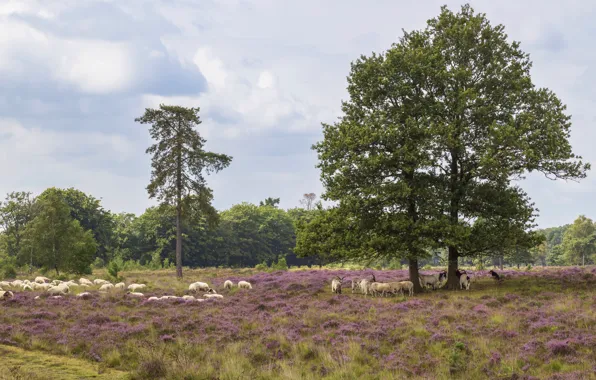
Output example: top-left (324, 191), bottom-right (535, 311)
top-left (193, 47), bottom-right (228, 91)
top-left (0, 18), bottom-right (136, 94)
top-left (257, 71), bottom-right (275, 89)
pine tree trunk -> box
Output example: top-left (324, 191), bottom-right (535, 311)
top-left (408, 258), bottom-right (423, 294)
top-left (176, 203), bottom-right (182, 278)
top-left (446, 246), bottom-right (459, 290)
top-left (499, 256), bottom-right (503, 270)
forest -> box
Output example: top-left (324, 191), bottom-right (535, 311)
top-left (0, 186), bottom-right (592, 278)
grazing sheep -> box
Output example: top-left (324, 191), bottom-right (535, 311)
top-left (34, 276), bottom-right (51, 284)
top-left (203, 294), bottom-right (223, 299)
top-left (77, 292), bottom-right (92, 299)
top-left (127, 291), bottom-right (144, 297)
top-left (115, 282), bottom-right (126, 290)
top-left (223, 280), bottom-right (233, 290)
top-left (127, 283), bottom-right (146, 291)
top-left (22, 284), bottom-right (33, 291)
top-left (331, 276), bottom-right (344, 294)
top-left (459, 275), bottom-right (471, 290)
top-left (99, 283), bottom-right (115, 291)
top-left (51, 280), bottom-right (62, 286)
top-left (182, 295), bottom-right (196, 301)
top-left (93, 279), bottom-right (110, 285)
top-left (79, 278), bottom-right (93, 286)
top-left (0, 281), bottom-right (10, 288)
top-left (50, 296), bottom-right (63, 299)
top-left (159, 296), bottom-right (179, 300)
top-left (0, 290), bottom-right (14, 299)
top-left (398, 281), bottom-right (414, 297)
top-left (489, 270), bottom-right (502, 281)
top-left (238, 281), bottom-right (252, 290)
top-left (189, 282), bottom-right (216, 294)
top-left (359, 279), bottom-right (372, 296)
top-left (419, 272), bottom-right (446, 290)
top-left (147, 296), bottom-right (160, 301)
top-left (47, 284), bottom-right (69, 295)
top-left (11, 280), bottom-right (23, 287)
top-left (34, 283), bottom-right (52, 291)
top-left (370, 282), bottom-right (392, 297)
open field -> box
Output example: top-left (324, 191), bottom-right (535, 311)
top-left (1, 267), bottom-right (596, 379)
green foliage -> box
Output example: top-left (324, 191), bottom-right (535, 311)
top-left (254, 261), bottom-right (269, 271)
top-left (272, 257), bottom-right (288, 271)
top-left (92, 257), bottom-right (105, 269)
top-left (20, 189), bottom-right (97, 275)
top-left (107, 260), bottom-right (121, 279)
top-left (561, 215), bottom-right (596, 265)
top-left (136, 104), bottom-right (232, 277)
top-left (0, 192), bottom-right (36, 259)
top-left (0, 258), bottom-right (17, 279)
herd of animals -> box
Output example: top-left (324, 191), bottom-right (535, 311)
top-left (0, 276), bottom-right (253, 301)
top-left (331, 269), bottom-right (503, 296)
top-left (0, 269), bottom-right (504, 301)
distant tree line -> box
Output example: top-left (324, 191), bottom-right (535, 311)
top-left (0, 188), bottom-right (322, 276)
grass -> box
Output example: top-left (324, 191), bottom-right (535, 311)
top-left (0, 266), bottom-right (595, 379)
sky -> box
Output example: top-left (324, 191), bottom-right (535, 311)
top-left (0, 0), bottom-right (595, 229)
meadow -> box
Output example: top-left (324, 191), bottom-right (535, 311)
top-left (1, 267), bottom-right (595, 380)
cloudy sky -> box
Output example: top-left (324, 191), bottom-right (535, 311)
top-left (0, 0), bottom-right (594, 228)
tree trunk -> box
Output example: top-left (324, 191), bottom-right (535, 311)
top-left (582, 252), bottom-right (585, 266)
top-left (408, 258), bottom-right (423, 294)
top-left (53, 242), bottom-right (58, 276)
top-left (446, 246), bottom-right (459, 289)
top-left (29, 247), bottom-right (33, 274)
top-left (175, 203), bottom-right (183, 278)
top-left (499, 256), bottom-right (503, 270)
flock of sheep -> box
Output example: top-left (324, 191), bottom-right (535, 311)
top-left (331, 269), bottom-right (484, 296)
top-left (0, 276), bottom-right (253, 302)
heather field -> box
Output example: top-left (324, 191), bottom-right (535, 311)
top-left (1, 267), bottom-right (596, 380)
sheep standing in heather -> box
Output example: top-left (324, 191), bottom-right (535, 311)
top-left (189, 282), bottom-right (216, 294)
top-left (93, 279), bottom-right (110, 286)
top-left (398, 281), bottom-right (414, 296)
top-left (77, 292), bottom-right (92, 299)
top-left (419, 271), bottom-right (446, 290)
top-left (34, 276), bottom-right (50, 284)
top-left (223, 280), bottom-right (233, 290)
top-left (127, 284), bottom-right (146, 292)
top-left (238, 281), bottom-right (252, 290)
top-left (370, 282), bottom-right (392, 297)
top-left (79, 278), bottom-right (93, 286)
top-left (331, 276), bottom-right (344, 294)
top-left (99, 283), bottom-right (115, 292)
top-left (203, 294), bottom-right (223, 299)
top-left (127, 291), bottom-right (144, 297)
top-left (0, 290), bottom-right (14, 299)
top-left (47, 284), bottom-right (69, 295)
top-left (351, 278), bottom-right (363, 294)
top-left (115, 282), bottom-right (126, 290)
top-left (459, 274), bottom-right (471, 290)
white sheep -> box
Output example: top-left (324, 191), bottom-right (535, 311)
top-left (189, 282), bottom-right (216, 294)
top-left (22, 284), bottom-right (33, 291)
top-left (369, 282), bottom-right (392, 297)
top-left (223, 280), bottom-right (233, 290)
top-left (0, 281), bottom-right (10, 288)
top-left (34, 276), bottom-right (50, 284)
top-left (203, 294), bottom-right (223, 299)
top-left (93, 279), bottom-right (110, 285)
top-left (99, 283), bottom-right (115, 291)
top-left (51, 280), bottom-right (62, 286)
top-left (11, 280), bottom-right (23, 287)
top-left (34, 283), bottom-right (52, 291)
top-left (79, 278), bottom-right (93, 286)
top-left (331, 276), bottom-right (344, 294)
top-left (159, 296), bottom-right (179, 300)
top-left (47, 284), bottom-right (69, 295)
top-left (127, 291), bottom-right (144, 297)
top-left (0, 290), bottom-right (14, 299)
top-left (418, 272), bottom-right (446, 290)
top-left (50, 296), bottom-right (63, 299)
top-left (127, 284), bottom-right (146, 291)
top-left (147, 296), bottom-right (160, 301)
top-left (114, 282), bottom-right (126, 290)
top-left (398, 281), bottom-right (414, 296)
top-left (77, 292), bottom-right (92, 299)
top-left (459, 274), bottom-right (471, 290)
top-left (238, 281), bottom-right (252, 290)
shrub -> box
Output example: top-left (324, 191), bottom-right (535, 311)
top-left (92, 257), bottom-right (105, 269)
top-left (526, 264), bottom-right (532, 271)
top-left (272, 257), bottom-right (288, 271)
top-left (255, 261), bottom-right (269, 271)
top-left (107, 260), bottom-right (121, 279)
top-left (1, 264), bottom-right (17, 279)
top-left (423, 264), bottom-right (432, 270)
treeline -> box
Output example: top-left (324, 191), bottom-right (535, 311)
top-left (0, 189), bottom-right (321, 276)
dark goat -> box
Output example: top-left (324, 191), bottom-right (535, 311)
top-left (489, 270), bottom-right (501, 281)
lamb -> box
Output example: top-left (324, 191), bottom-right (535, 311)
top-left (79, 278), bottom-right (93, 286)
top-left (0, 290), bottom-right (14, 299)
top-left (99, 283), bottom-right (115, 291)
top-left (419, 271), bottom-right (447, 290)
top-left (459, 275), bottom-right (471, 290)
top-left (115, 282), bottom-right (126, 290)
top-left (127, 284), bottom-right (146, 291)
top-left (189, 282), bottom-right (216, 294)
top-left (127, 291), bottom-right (144, 297)
top-left (203, 294), bottom-right (224, 299)
top-left (238, 281), bottom-right (252, 290)
top-left (331, 276), bottom-right (344, 294)
top-left (223, 280), bottom-right (233, 290)
top-left (35, 276), bottom-right (51, 284)
top-left (369, 282), bottom-right (392, 297)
